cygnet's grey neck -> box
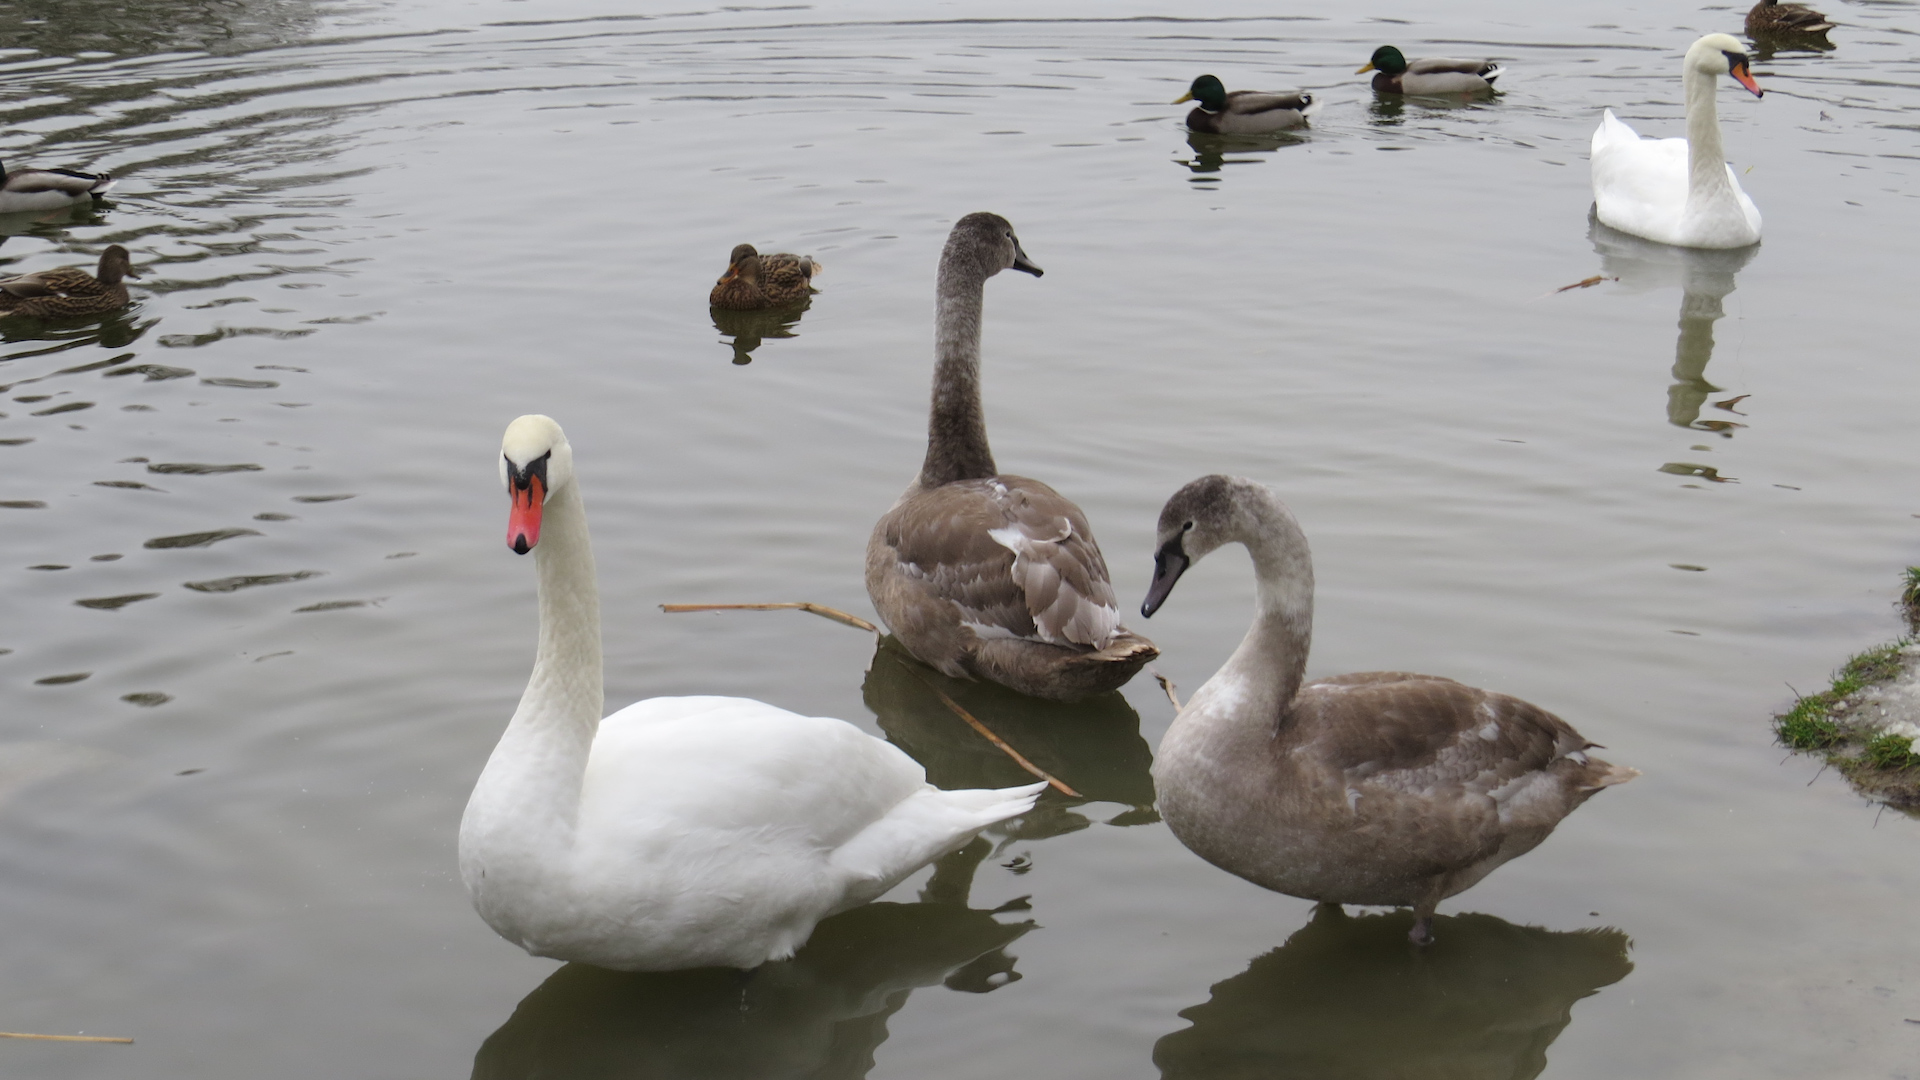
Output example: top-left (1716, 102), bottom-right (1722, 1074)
top-left (918, 246), bottom-right (997, 488)
top-left (1187, 494), bottom-right (1316, 734)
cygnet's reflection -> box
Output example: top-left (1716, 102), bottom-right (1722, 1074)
top-left (710, 299), bottom-right (810, 365)
top-left (864, 636), bottom-right (1157, 838)
top-left (471, 840), bottom-right (1032, 1080)
top-left (1154, 905), bottom-right (1632, 1080)
top-left (1590, 216), bottom-right (1757, 431)
top-left (1176, 130), bottom-right (1307, 181)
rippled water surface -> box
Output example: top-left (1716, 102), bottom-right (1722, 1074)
top-left (2, 0), bottom-right (1918, 1076)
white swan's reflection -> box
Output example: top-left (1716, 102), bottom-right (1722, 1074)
top-left (1154, 904), bottom-right (1632, 1079)
top-left (470, 841), bottom-right (1030, 1080)
top-left (1590, 216), bottom-right (1757, 430)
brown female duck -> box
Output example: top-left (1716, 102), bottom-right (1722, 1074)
top-left (0, 245), bottom-right (139, 319)
top-left (709, 244), bottom-right (821, 310)
top-left (1745, 0), bottom-right (1834, 37)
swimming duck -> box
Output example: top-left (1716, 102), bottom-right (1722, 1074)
top-left (1357, 46), bottom-right (1500, 95)
top-left (709, 244), bottom-right (821, 310)
top-left (1140, 475), bottom-right (1635, 945)
top-left (0, 159), bottom-right (115, 214)
top-left (1745, 0), bottom-right (1834, 37)
top-left (1591, 33), bottom-right (1764, 249)
top-left (1174, 75), bottom-right (1315, 135)
top-left (866, 213), bottom-right (1158, 702)
top-left (460, 415), bottom-right (1044, 972)
top-left (0, 245), bottom-right (139, 319)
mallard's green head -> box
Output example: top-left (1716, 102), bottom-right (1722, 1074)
top-left (1173, 74), bottom-right (1228, 111)
top-left (1357, 45), bottom-right (1407, 75)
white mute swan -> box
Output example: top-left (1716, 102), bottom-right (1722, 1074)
top-left (1591, 33), bottom-right (1764, 249)
top-left (1139, 476), bottom-right (1636, 945)
top-left (866, 212), bottom-right (1157, 702)
top-left (459, 415), bottom-right (1044, 972)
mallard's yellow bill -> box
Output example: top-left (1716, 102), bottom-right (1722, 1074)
top-left (1172, 91), bottom-right (1194, 104)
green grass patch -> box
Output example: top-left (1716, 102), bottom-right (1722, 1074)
top-left (1774, 640), bottom-right (1909, 751)
top-left (1863, 733), bottom-right (1920, 771)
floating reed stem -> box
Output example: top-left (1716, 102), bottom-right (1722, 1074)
top-left (0, 1032), bottom-right (133, 1044)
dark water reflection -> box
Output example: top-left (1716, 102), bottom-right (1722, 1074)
top-left (1590, 218), bottom-right (1758, 432)
top-left (864, 637), bottom-right (1156, 836)
top-left (1154, 905), bottom-right (1633, 1080)
top-left (0, 0), bottom-right (324, 59)
top-left (1176, 131), bottom-right (1306, 180)
top-left (470, 843), bottom-right (1032, 1080)
top-left (711, 301), bottom-right (811, 365)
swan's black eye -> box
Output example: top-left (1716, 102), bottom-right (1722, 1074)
top-left (1183, 520), bottom-right (1195, 532)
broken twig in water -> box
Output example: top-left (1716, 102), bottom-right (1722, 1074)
top-left (1151, 667), bottom-right (1182, 711)
top-left (1532, 274), bottom-right (1618, 300)
top-left (660, 602), bottom-right (879, 635)
top-left (912, 676), bottom-right (1080, 798)
top-left (0, 1032), bottom-right (133, 1044)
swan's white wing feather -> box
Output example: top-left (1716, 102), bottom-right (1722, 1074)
top-left (828, 781), bottom-right (1045, 909)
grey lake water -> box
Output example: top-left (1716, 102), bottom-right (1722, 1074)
top-left (1, 0), bottom-right (1917, 1076)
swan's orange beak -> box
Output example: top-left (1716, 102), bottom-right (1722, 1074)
top-left (508, 474), bottom-right (544, 554)
top-left (1731, 61), bottom-right (1763, 98)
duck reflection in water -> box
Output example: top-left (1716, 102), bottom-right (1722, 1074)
top-left (471, 840), bottom-right (1032, 1080)
top-left (1155, 904), bottom-right (1632, 1080)
top-left (864, 635), bottom-right (1158, 837)
top-left (710, 299), bottom-right (810, 365)
top-left (1176, 131), bottom-right (1306, 181)
top-left (1590, 216), bottom-right (1758, 431)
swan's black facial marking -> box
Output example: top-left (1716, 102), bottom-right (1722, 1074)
top-left (505, 450), bottom-right (550, 494)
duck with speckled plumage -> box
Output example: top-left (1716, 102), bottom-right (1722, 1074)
top-left (0, 245), bottom-right (140, 319)
top-left (709, 244), bottom-right (821, 310)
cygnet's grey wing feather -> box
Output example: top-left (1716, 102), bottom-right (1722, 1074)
top-left (882, 476), bottom-right (1122, 648)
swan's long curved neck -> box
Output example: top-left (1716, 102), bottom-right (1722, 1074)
top-left (1181, 504), bottom-right (1315, 747)
top-left (470, 480), bottom-right (603, 854)
top-left (1683, 60), bottom-right (1732, 204)
top-left (918, 260), bottom-right (997, 488)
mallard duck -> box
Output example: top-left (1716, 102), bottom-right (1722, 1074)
top-left (0, 160), bottom-right (115, 214)
top-left (460, 415), bottom-right (1044, 972)
top-left (0, 245), bottom-right (140, 319)
top-left (1357, 46), bottom-right (1500, 95)
top-left (1174, 75), bottom-right (1315, 135)
top-left (1139, 475), bottom-right (1636, 945)
top-left (865, 213), bottom-right (1158, 702)
top-left (1746, 0), bottom-right (1834, 36)
top-left (708, 243), bottom-right (821, 310)
top-left (1591, 34), bottom-right (1764, 249)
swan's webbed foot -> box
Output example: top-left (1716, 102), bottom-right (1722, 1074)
top-left (1408, 913), bottom-right (1435, 946)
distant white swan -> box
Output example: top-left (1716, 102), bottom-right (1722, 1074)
top-left (1591, 33), bottom-right (1764, 249)
top-left (459, 415), bottom-right (1043, 972)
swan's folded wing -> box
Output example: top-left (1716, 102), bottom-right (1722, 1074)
top-left (1223, 90), bottom-right (1312, 115)
top-left (1294, 676), bottom-right (1590, 799)
top-left (828, 781), bottom-right (1045, 906)
top-left (882, 476), bottom-right (1124, 649)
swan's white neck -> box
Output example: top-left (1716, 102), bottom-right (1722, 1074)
top-left (1176, 499), bottom-right (1314, 749)
top-left (1683, 58), bottom-right (1732, 206)
top-left (461, 480), bottom-right (602, 886)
